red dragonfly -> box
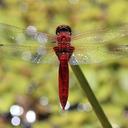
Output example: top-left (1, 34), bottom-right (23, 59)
top-left (0, 23), bottom-right (128, 110)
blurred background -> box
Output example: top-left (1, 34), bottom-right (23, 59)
top-left (0, 0), bottom-right (128, 128)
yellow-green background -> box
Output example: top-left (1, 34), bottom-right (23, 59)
top-left (0, 0), bottom-right (128, 128)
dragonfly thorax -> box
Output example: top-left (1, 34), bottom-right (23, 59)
top-left (56, 32), bottom-right (71, 44)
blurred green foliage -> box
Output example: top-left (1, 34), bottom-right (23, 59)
top-left (0, 0), bottom-right (128, 128)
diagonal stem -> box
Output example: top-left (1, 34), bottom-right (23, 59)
top-left (71, 65), bottom-right (112, 128)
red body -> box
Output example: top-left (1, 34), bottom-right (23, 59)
top-left (53, 32), bottom-right (74, 110)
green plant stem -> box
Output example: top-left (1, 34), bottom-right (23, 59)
top-left (71, 65), bottom-right (112, 128)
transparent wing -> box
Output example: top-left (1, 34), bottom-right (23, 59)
top-left (70, 24), bottom-right (128, 65)
top-left (0, 23), bottom-right (58, 64)
top-left (69, 43), bottom-right (128, 65)
top-left (72, 24), bottom-right (128, 43)
top-left (0, 44), bottom-right (58, 64)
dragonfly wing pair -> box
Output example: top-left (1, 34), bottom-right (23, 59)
top-left (0, 23), bottom-right (58, 64)
top-left (70, 24), bottom-right (128, 65)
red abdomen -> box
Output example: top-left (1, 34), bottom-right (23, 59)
top-left (53, 44), bottom-right (74, 110)
top-left (59, 60), bottom-right (69, 110)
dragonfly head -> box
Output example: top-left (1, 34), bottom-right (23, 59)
top-left (56, 25), bottom-right (72, 42)
top-left (56, 25), bottom-right (72, 35)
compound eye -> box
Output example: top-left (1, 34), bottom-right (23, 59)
top-left (56, 25), bottom-right (72, 35)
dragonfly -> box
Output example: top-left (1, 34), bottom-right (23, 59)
top-left (0, 23), bottom-right (128, 110)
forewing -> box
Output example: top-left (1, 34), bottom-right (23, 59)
top-left (72, 24), bottom-right (128, 44)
